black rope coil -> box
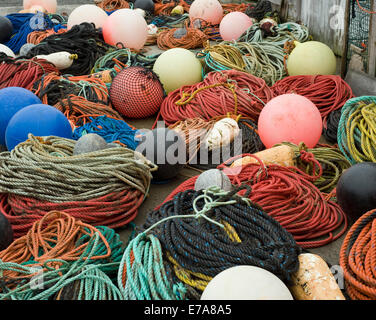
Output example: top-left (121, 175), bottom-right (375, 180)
top-left (26, 23), bottom-right (114, 76)
top-left (323, 108), bottom-right (342, 144)
top-left (246, 0), bottom-right (273, 21)
top-left (142, 185), bottom-right (301, 285)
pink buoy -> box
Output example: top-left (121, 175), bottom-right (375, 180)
top-left (189, 0), bottom-right (223, 25)
top-left (258, 94), bottom-right (322, 148)
top-left (67, 5), bottom-right (108, 30)
top-left (102, 9), bottom-right (148, 51)
top-left (220, 11), bottom-right (253, 41)
top-left (23, 0), bottom-right (57, 13)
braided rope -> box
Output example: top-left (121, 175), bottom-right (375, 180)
top-left (142, 186), bottom-right (301, 292)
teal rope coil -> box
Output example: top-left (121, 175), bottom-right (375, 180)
top-left (337, 96), bottom-right (376, 164)
top-left (0, 232), bottom-right (124, 300)
top-left (117, 233), bottom-right (187, 300)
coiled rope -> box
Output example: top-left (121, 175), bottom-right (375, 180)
top-left (33, 73), bottom-right (110, 106)
top-left (272, 75), bottom-right (354, 121)
top-left (337, 96), bottom-right (376, 164)
top-left (27, 22), bottom-right (114, 76)
top-left (323, 108), bottom-right (342, 144)
top-left (0, 56), bottom-right (59, 91)
top-left (161, 156), bottom-right (348, 249)
top-left (53, 95), bottom-right (123, 129)
top-left (5, 13), bottom-right (56, 53)
top-left (140, 186), bottom-right (301, 294)
top-left (96, 0), bottom-right (130, 11)
top-left (72, 116), bottom-right (139, 150)
top-left (238, 22), bottom-right (310, 47)
top-left (117, 232), bottom-right (188, 300)
top-left (157, 20), bottom-right (208, 50)
top-left (245, 0), bottom-right (273, 21)
top-left (200, 41), bottom-right (286, 86)
top-left (160, 69), bottom-right (274, 126)
top-left (172, 116), bottom-right (264, 171)
top-left (27, 28), bottom-right (67, 45)
top-left (340, 209), bottom-right (376, 300)
top-left (276, 142), bottom-right (351, 193)
top-left (0, 135), bottom-right (157, 237)
top-left (0, 211), bottom-right (123, 300)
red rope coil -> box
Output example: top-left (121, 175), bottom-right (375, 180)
top-left (271, 75), bottom-right (354, 121)
top-left (0, 190), bottom-right (145, 239)
top-left (160, 70), bottom-right (274, 126)
top-left (0, 58), bottom-right (60, 91)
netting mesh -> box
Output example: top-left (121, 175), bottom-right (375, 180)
top-left (346, 0), bottom-right (372, 73)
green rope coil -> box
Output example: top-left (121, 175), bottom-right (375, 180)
top-left (277, 142), bottom-right (351, 192)
top-left (238, 22), bottom-right (310, 47)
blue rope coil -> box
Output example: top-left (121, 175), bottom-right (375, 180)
top-left (72, 116), bottom-right (140, 150)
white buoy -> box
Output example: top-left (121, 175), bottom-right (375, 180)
top-left (201, 266), bottom-right (294, 300)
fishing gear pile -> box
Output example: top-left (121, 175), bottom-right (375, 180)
top-left (272, 75), bottom-right (354, 121)
top-left (0, 134), bottom-right (156, 238)
top-left (337, 96), bottom-right (376, 164)
top-left (160, 69), bottom-right (274, 125)
top-left (170, 116), bottom-right (264, 170)
top-left (0, 56), bottom-right (59, 91)
top-left (200, 41), bottom-right (286, 86)
top-left (53, 95), bottom-right (123, 128)
top-left (0, 211), bottom-right (124, 300)
top-left (238, 22), bottom-right (310, 47)
top-left (276, 142), bottom-right (351, 193)
top-left (72, 116), bottom-right (140, 150)
top-left (157, 21), bottom-right (208, 50)
top-left (4, 13), bottom-right (57, 54)
top-left (26, 23), bottom-right (114, 76)
top-left (125, 186), bottom-right (302, 299)
top-left (340, 209), bottom-right (376, 300)
top-left (161, 156), bottom-right (348, 249)
top-left (33, 73), bottom-right (110, 106)
top-left (96, 0), bottom-right (130, 11)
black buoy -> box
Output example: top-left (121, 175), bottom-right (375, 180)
top-left (138, 128), bottom-right (186, 181)
top-left (337, 162), bottom-right (376, 225)
top-left (0, 16), bottom-right (13, 44)
top-left (0, 212), bottom-right (13, 251)
top-left (134, 0), bottom-right (155, 14)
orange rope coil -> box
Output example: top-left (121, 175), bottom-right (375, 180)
top-left (340, 209), bottom-right (376, 300)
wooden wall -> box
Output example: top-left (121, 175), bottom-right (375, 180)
top-left (281, 0), bottom-right (347, 56)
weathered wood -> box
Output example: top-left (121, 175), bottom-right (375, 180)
top-left (281, 0), bottom-right (346, 56)
top-left (368, 1), bottom-right (376, 76)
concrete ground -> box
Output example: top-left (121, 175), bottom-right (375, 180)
top-left (0, 2), bottom-right (346, 268)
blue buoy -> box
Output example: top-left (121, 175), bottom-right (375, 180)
top-left (5, 104), bottom-right (73, 150)
top-left (0, 87), bottom-right (42, 147)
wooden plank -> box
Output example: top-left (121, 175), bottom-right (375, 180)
top-left (299, 0), bottom-right (346, 56)
top-left (368, 1), bottom-right (376, 76)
